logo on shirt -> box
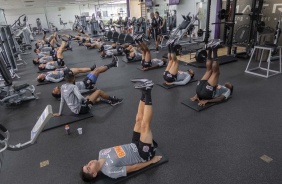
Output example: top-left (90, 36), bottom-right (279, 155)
top-left (102, 148), bottom-right (111, 156)
top-left (142, 145), bottom-right (149, 153)
top-left (113, 146), bottom-right (126, 158)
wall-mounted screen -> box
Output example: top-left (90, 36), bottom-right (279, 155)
top-left (169, 0), bottom-right (180, 5)
top-left (146, 0), bottom-right (153, 7)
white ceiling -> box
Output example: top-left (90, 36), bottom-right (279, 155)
top-left (0, 0), bottom-right (126, 10)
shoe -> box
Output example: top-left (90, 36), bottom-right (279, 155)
top-left (110, 96), bottom-right (123, 106)
top-left (43, 30), bottom-right (46, 35)
top-left (134, 81), bottom-right (154, 90)
top-left (112, 56), bottom-right (118, 67)
top-left (98, 45), bottom-right (104, 52)
top-left (131, 78), bottom-right (149, 83)
top-left (62, 37), bottom-right (68, 42)
top-left (90, 64), bottom-right (96, 71)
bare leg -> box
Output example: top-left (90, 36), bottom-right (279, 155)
top-left (133, 100), bottom-right (145, 133)
top-left (86, 89), bottom-right (109, 103)
top-left (57, 41), bottom-right (66, 58)
top-left (201, 59), bottom-right (213, 80)
top-left (140, 103), bottom-right (153, 144)
top-left (91, 66), bottom-right (108, 77)
top-left (70, 68), bottom-right (91, 75)
top-left (168, 52), bottom-right (179, 75)
top-left (207, 61), bottom-right (220, 87)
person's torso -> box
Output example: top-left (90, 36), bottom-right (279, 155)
top-left (61, 83), bottom-right (81, 114)
top-left (99, 143), bottom-right (144, 171)
top-left (46, 71), bottom-right (64, 80)
top-left (75, 81), bottom-right (86, 90)
top-left (176, 72), bottom-right (188, 81)
top-left (214, 85), bottom-right (230, 98)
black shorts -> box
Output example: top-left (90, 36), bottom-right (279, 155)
top-left (83, 77), bottom-right (95, 90)
top-left (196, 80), bottom-right (216, 100)
top-left (163, 71), bottom-right (177, 82)
top-left (57, 58), bottom-right (65, 66)
top-left (79, 101), bottom-right (90, 114)
top-left (151, 28), bottom-right (160, 41)
top-left (132, 132), bottom-right (158, 161)
top-left (141, 60), bottom-right (152, 68)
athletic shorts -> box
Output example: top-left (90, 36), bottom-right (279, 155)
top-left (57, 58), bottom-right (64, 66)
top-left (163, 71), bottom-right (177, 82)
top-left (151, 28), bottom-right (161, 41)
top-left (196, 80), bottom-right (216, 100)
top-left (132, 132), bottom-right (158, 161)
top-left (83, 74), bottom-right (97, 89)
top-left (141, 60), bottom-right (152, 68)
top-left (79, 101), bottom-right (90, 114)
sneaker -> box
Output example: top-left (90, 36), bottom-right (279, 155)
top-left (62, 37), bottom-right (68, 42)
top-left (98, 45), bottom-right (104, 52)
top-left (131, 78), bottom-right (149, 83)
top-left (110, 96), bottom-right (123, 106)
top-left (112, 56), bottom-right (118, 67)
top-left (134, 81), bottom-right (154, 90)
top-left (90, 64), bottom-right (96, 71)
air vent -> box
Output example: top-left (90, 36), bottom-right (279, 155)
top-left (24, 1), bottom-right (35, 3)
top-left (25, 4), bottom-right (34, 7)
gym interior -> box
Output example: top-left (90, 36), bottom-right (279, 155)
top-left (0, 0), bottom-right (282, 183)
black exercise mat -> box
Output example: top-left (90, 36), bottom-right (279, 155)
top-left (181, 99), bottom-right (216, 111)
top-left (36, 81), bottom-right (55, 86)
top-left (43, 111), bottom-right (93, 131)
top-left (137, 65), bottom-right (167, 71)
top-left (186, 55), bottom-right (238, 68)
top-left (122, 55), bottom-right (142, 63)
top-left (93, 149), bottom-right (168, 184)
top-left (157, 78), bottom-right (198, 89)
top-left (37, 69), bottom-right (55, 73)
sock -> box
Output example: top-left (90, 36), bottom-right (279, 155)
top-left (140, 92), bottom-right (145, 102)
top-left (104, 62), bottom-right (115, 69)
top-left (170, 44), bottom-right (175, 53)
top-left (144, 89), bottom-right (152, 105)
top-left (108, 96), bottom-right (114, 101)
top-left (90, 64), bottom-right (96, 71)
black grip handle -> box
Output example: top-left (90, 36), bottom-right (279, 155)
top-left (0, 124), bottom-right (7, 132)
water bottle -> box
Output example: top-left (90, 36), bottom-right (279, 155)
top-left (65, 124), bottom-right (70, 135)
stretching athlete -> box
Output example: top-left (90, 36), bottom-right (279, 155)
top-left (52, 57), bottom-right (118, 98)
top-left (37, 64), bottom-right (96, 83)
top-left (134, 34), bottom-right (166, 70)
top-left (80, 80), bottom-right (161, 182)
top-left (53, 57), bottom-right (122, 116)
top-left (191, 48), bottom-right (233, 106)
top-left (163, 39), bottom-right (194, 85)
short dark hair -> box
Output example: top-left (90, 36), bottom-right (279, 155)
top-left (155, 11), bottom-right (159, 15)
top-left (230, 85), bottom-right (233, 95)
top-left (37, 76), bottom-right (45, 83)
top-left (32, 59), bottom-right (38, 65)
top-left (34, 48), bottom-right (38, 53)
top-left (52, 92), bottom-right (61, 98)
top-left (38, 66), bottom-right (45, 71)
top-left (80, 167), bottom-right (95, 182)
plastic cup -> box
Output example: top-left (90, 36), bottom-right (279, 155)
top-left (77, 128), bottom-right (83, 135)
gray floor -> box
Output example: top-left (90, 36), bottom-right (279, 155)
top-left (1, 31), bottom-right (282, 184)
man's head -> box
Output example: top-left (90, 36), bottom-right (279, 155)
top-left (64, 68), bottom-right (75, 83)
top-left (224, 82), bottom-right (233, 95)
top-left (38, 64), bottom-right (46, 71)
top-left (150, 12), bottom-right (155, 19)
top-left (155, 11), bottom-right (160, 18)
top-left (37, 74), bottom-right (46, 82)
top-left (187, 69), bottom-right (195, 78)
top-left (33, 58), bottom-right (39, 65)
top-left (34, 48), bottom-right (40, 54)
top-left (52, 86), bottom-right (61, 98)
top-left (80, 160), bottom-right (100, 182)
top-left (35, 43), bottom-right (39, 48)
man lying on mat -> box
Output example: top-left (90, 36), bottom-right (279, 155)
top-left (163, 39), bottom-right (194, 85)
top-left (37, 64), bottom-right (96, 83)
top-left (80, 80), bottom-right (162, 182)
top-left (52, 57), bottom-right (122, 113)
top-left (51, 57), bottom-right (118, 98)
top-left (190, 48), bottom-right (233, 106)
top-left (133, 34), bottom-right (166, 70)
